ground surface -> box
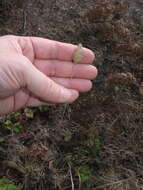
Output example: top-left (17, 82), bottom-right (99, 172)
top-left (0, 0), bottom-right (143, 190)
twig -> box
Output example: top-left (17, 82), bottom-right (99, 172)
top-left (23, 10), bottom-right (27, 32)
top-left (68, 163), bottom-right (74, 190)
top-left (78, 172), bottom-right (81, 190)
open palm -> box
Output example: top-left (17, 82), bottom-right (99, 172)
top-left (0, 35), bottom-right (97, 115)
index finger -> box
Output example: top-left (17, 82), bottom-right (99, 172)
top-left (30, 37), bottom-right (95, 64)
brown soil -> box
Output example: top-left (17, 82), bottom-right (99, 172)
top-left (0, 0), bottom-right (143, 190)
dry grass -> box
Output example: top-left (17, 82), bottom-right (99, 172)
top-left (0, 0), bottom-right (143, 190)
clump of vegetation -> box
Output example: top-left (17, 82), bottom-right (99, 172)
top-left (76, 165), bottom-right (92, 189)
top-left (83, 0), bottom-right (128, 22)
top-left (0, 177), bottom-right (21, 190)
top-left (3, 120), bottom-right (23, 133)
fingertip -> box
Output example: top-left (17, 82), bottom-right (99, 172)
top-left (83, 48), bottom-right (95, 64)
top-left (80, 80), bottom-right (92, 92)
top-left (57, 87), bottom-right (79, 103)
top-left (89, 65), bottom-right (98, 79)
top-left (87, 80), bottom-right (93, 91)
top-left (67, 89), bottom-right (79, 103)
top-left (70, 89), bottom-right (79, 103)
top-left (89, 49), bottom-right (96, 63)
top-left (75, 80), bottom-right (92, 92)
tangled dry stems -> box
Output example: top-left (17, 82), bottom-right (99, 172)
top-left (0, 0), bottom-right (143, 189)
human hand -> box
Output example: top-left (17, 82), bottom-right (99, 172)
top-left (0, 35), bottom-right (97, 115)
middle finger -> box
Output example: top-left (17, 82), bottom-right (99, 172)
top-left (34, 59), bottom-right (97, 79)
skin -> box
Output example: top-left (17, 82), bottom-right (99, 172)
top-left (0, 35), bottom-right (97, 115)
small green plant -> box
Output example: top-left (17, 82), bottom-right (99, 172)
top-left (3, 120), bottom-right (22, 133)
top-left (0, 137), bottom-right (5, 143)
top-left (0, 177), bottom-right (21, 190)
top-left (77, 146), bottom-right (89, 156)
top-left (24, 164), bottom-right (35, 174)
top-left (75, 139), bottom-right (101, 157)
top-left (38, 106), bottom-right (49, 112)
top-left (76, 165), bottom-right (91, 183)
top-left (90, 139), bottom-right (101, 154)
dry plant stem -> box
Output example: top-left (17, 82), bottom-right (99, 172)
top-left (96, 177), bottom-right (134, 189)
top-left (3, 160), bottom-right (26, 174)
top-left (68, 163), bottom-right (75, 190)
top-left (78, 172), bottom-right (81, 190)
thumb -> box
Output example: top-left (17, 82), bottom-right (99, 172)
top-left (23, 61), bottom-right (79, 103)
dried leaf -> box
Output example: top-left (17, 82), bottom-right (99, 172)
top-left (49, 160), bottom-right (58, 174)
top-left (72, 43), bottom-right (83, 63)
top-left (24, 108), bottom-right (34, 119)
